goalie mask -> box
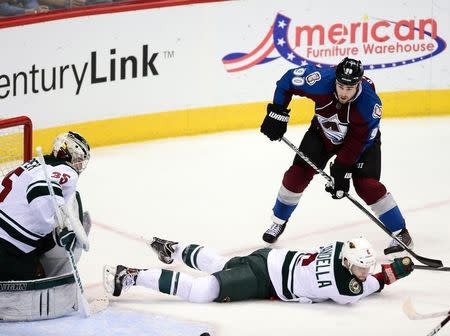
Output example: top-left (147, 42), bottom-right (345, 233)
top-left (341, 237), bottom-right (376, 276)
top-left (52, 131), bottom-right (90, 174)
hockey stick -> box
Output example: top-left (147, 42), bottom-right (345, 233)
top-left (36, 147), bottom-right (91, 317)
top-left (281, 136), bottom-right (443, 268)
top-left (413, 265), bottom-right (450, 272)
top-left (403, 298), bottom-right (450, 320)
top-left (427, 316), bottom-right (450, 336)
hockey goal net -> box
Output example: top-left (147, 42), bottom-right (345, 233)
top-left (0, 116), bottom-right (32, 177)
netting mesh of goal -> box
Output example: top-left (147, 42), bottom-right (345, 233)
top-left (0, 125), bottom-right (26, 177)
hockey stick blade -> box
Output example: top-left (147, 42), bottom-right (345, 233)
top-left (344, 194), bottom-right (443, 268)
top-left (413, 265), bottom-right (450, 272)
top-left (414, 258), bottom-right (443, 269)
top-left (281, 137), bottom-right (444, 268)
top-left (403, 298), bottom-right (450, 320)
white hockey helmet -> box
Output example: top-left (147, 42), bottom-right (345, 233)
top-left (341, 237), bottom-right (376, 271)
top-left (52, 131), bottom-right (90, 174)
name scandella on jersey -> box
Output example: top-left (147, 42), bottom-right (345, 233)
top-left (267, 242), bottom-right (383, 304)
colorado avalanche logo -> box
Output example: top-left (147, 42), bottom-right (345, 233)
top-left (316, 114), bottom-right (348, 145)
top-left (222, 13), bottom-right (447, 72)
top-left (372, 104), bottom-right (382, 119)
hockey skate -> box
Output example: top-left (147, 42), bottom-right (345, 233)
top-left (262, 223), bottom-right (286, 243)
top-left (384, 228), bottom-right (414, 258)
top-left (103, 265), bottom-right (141, 297)
top-left (148, 237), bottom-right (178, 264)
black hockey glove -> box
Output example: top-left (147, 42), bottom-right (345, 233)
top-left (54, 226), bottom-right (76, 251)
top-left (260, 103), bottom-right (290, 141)
top-left (325, 161), bottom-right (352, 199)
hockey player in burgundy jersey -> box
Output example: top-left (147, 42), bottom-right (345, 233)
top-left (0, 131), bottom-right (90, 281)
top-left (104, 236), bottom-right (413, 305)
top-left (260, 57), bottom-right (413, 256)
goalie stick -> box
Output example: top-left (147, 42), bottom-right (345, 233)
top-left (281, 136), bottom-right (444, 268)
top-left (36, 147), bottom-right (91, 317)
top-left (403, 298), bottom-right (450, 320)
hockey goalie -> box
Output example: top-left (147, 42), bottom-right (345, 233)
top-left (0, 132), bottom-right (91, 321)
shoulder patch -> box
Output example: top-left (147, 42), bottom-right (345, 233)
top-left (293, 67), bottom-right (306, 76)
top-left (349, 278), bottom-right (363, 295)
top-left (291, 77), bottom-right (305, 86)
top-left (372, 104), bottom-right (382, 119)
top-left (306, 71), bottom-right (321, 85)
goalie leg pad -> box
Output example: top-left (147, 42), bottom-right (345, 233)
top-left (40, 244), bottom-right (83, 277)
top-left (0, 273), bottom-right (78, 321)
top-left (66, 192), bottom-right (90, 252)
top-left (40, 192), bottom-right (90, 277)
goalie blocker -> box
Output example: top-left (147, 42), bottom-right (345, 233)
top-left (0, 273), bottom-right (78, 321)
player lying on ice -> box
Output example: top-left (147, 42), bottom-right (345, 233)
top-left (104, 236), bottom-right (413, 304)
top-left (0, 132), bottom-right (91, 320)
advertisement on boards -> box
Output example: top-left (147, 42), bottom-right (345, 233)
top-left (0, 0), bottom-right (448, 138)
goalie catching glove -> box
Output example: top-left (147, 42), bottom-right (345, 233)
top-left (381, 257), bottom-right (414, 285)
top-left (260, 103), bottom-right (290, 141)
top-left (54, 226), bottom-right (76, 251)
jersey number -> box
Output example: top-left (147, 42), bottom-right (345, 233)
top-left (300, 253), bottom-right (318, 266)
top-left (0, 167), bottom-right (25, 202)
top-left (51, 171), bottom-right (70, 184)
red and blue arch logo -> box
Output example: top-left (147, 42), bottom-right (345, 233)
top-left (222, 13), bottom-right (447, 72)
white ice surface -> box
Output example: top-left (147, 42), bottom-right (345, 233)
top-left (1, 117), bottom-right (449, 336)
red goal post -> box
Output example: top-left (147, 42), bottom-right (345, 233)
top-left (0, 116), bottom-right (33, 177)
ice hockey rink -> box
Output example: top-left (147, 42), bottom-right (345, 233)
top-left (2, 116), bottom-right (450, 336)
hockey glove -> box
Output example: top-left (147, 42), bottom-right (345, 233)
top-left (325, 161), bottom-right (352, 199)
top-left (381, 257), bottom-right (414, 285)
top-left (260, 103), bottom-right (290, 141)
top-left (54, 226), bottom-right (76, 251)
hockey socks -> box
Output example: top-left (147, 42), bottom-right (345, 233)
top-left (182, 244), bottom-right (204, 270)
top-left (179, 244), bottom-right (228, 274)
top-left (272, 185), bottom-right (302, 223)
top-left (370, 193), bottom-right (406, 232)
top-left (137, 269), bottom-right (192, 300)
top-left (138, 242), bottom-right (229, 302)
top-left (136, 269), bottom-right (220, 303)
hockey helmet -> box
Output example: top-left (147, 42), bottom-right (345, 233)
top-left (335, 57), bottom-right (364, 85)
top-left (341, 237), bottom-right (376, 271)
top-left (52, 131), bottom-right (90, 174)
